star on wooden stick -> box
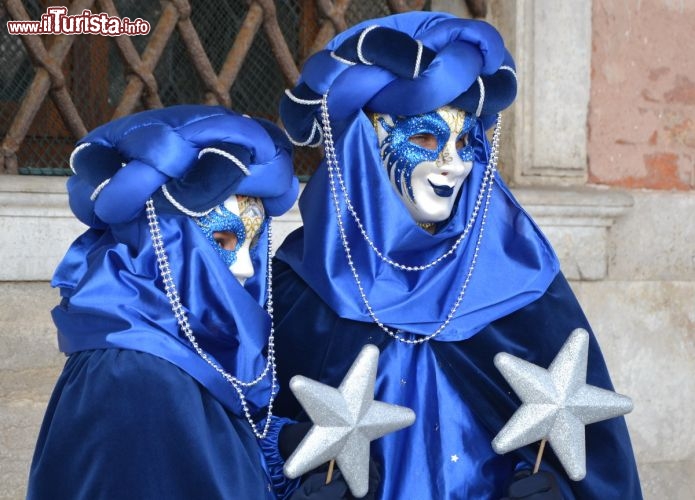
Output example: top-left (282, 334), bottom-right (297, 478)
top-left (283, 344), bottom-right (415, 497)
top-left (491, 328), bottom-right (633, 481)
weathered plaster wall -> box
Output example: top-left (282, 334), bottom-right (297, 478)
top-left (590, 0), bottom-right (695, 189)
top-left (573, 277), bottom-right (695, 499)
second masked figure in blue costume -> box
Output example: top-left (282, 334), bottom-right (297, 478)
top-left (273, 12), bottom-right (642, 500)
top-left (26, 106), bottom-right (360, 499)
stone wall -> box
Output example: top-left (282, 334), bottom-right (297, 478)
top-left (0, 282), bottom-right (63, 500)
top-left (587, 3), bottom-right (695, 494)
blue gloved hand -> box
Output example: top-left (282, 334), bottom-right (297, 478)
top-left (289, 469), bottom-right (349, 499)
top-left (501, 469), bottom-right (563, 500)
top-left (289, 462), bottom-right (380, 500)
top-left (278, 421), bottom-right (313, 460)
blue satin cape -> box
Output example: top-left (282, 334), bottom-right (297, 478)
top-left (28, 349), bottom-right (278, 499)
top-left (28, 214), bottom-right (292, 499)
top-left (272, 261), bottom-right (643, 499)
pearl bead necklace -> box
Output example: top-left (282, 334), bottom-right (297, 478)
top-left (146, 199), bottom-right (277, 439)
top-left (320, 93), bottom-right (502, 344)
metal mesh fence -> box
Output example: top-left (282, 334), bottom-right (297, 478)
top-left (228, 1), bottom-right (297, 121)
top-left (1, 0), bottom-right (430, 178)
top-left (346, 1), bottom-right (391, 25)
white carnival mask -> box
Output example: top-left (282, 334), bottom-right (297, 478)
top-left (373, 106), bottom-right (477, 226)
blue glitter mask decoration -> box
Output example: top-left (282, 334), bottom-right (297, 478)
top-left (379, 109), bottom-right (476, 203)
top-left (195, 204), bottom-right (246, 268)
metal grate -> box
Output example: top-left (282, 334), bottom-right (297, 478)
top-left (1, 0), bottom-right (452, 178)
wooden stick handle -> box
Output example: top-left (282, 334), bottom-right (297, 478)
top-left (325, 459), bottom-right (335, 485)
top-left (533, 438), bottom-right (547, 474)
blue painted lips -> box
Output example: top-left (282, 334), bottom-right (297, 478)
top-left (428, 180), bottom-right (454, 197)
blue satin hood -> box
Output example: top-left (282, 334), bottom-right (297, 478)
top-left (52, 215), bottom-right (274, 416)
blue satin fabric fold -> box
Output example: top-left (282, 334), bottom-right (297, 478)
top-left (272, 261), bottom-right (644, 499)
top-left (277, 113), bottom-right (559, 340)
top-left (27, 349), bottom-right (276, 500)
top-left (374, 342), bottom-right (514, 499)
top-left (52, 212), bottom-right (273, 417)
top-left (259, 416), bottom-right (303, 499)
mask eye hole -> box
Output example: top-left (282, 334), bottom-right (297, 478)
top-left (213, 231), bottom-right (239, 251)
top-left (456, 134), bottom-right (469, 150)
top-left (408, 133), bottom-right (438, 150)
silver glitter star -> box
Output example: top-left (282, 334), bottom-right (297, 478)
top-left (491, 328), bottom-right (633, 481)
top-left (283, 344), bottom-right (416, 498)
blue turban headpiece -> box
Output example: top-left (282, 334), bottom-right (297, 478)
top-left (52, 105), bottom-right (298, 417)
top-left (281, 11), bottom-right (517, 145)
top-left (68, 105), bottom-right (298, 227)
top-left (276, 12), bottom-right (560, 340)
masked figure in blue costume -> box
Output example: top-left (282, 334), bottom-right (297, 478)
top-left (273, 12), bottom-right (642, 500)
top-left (27, 105), bottom-right (360, 499)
